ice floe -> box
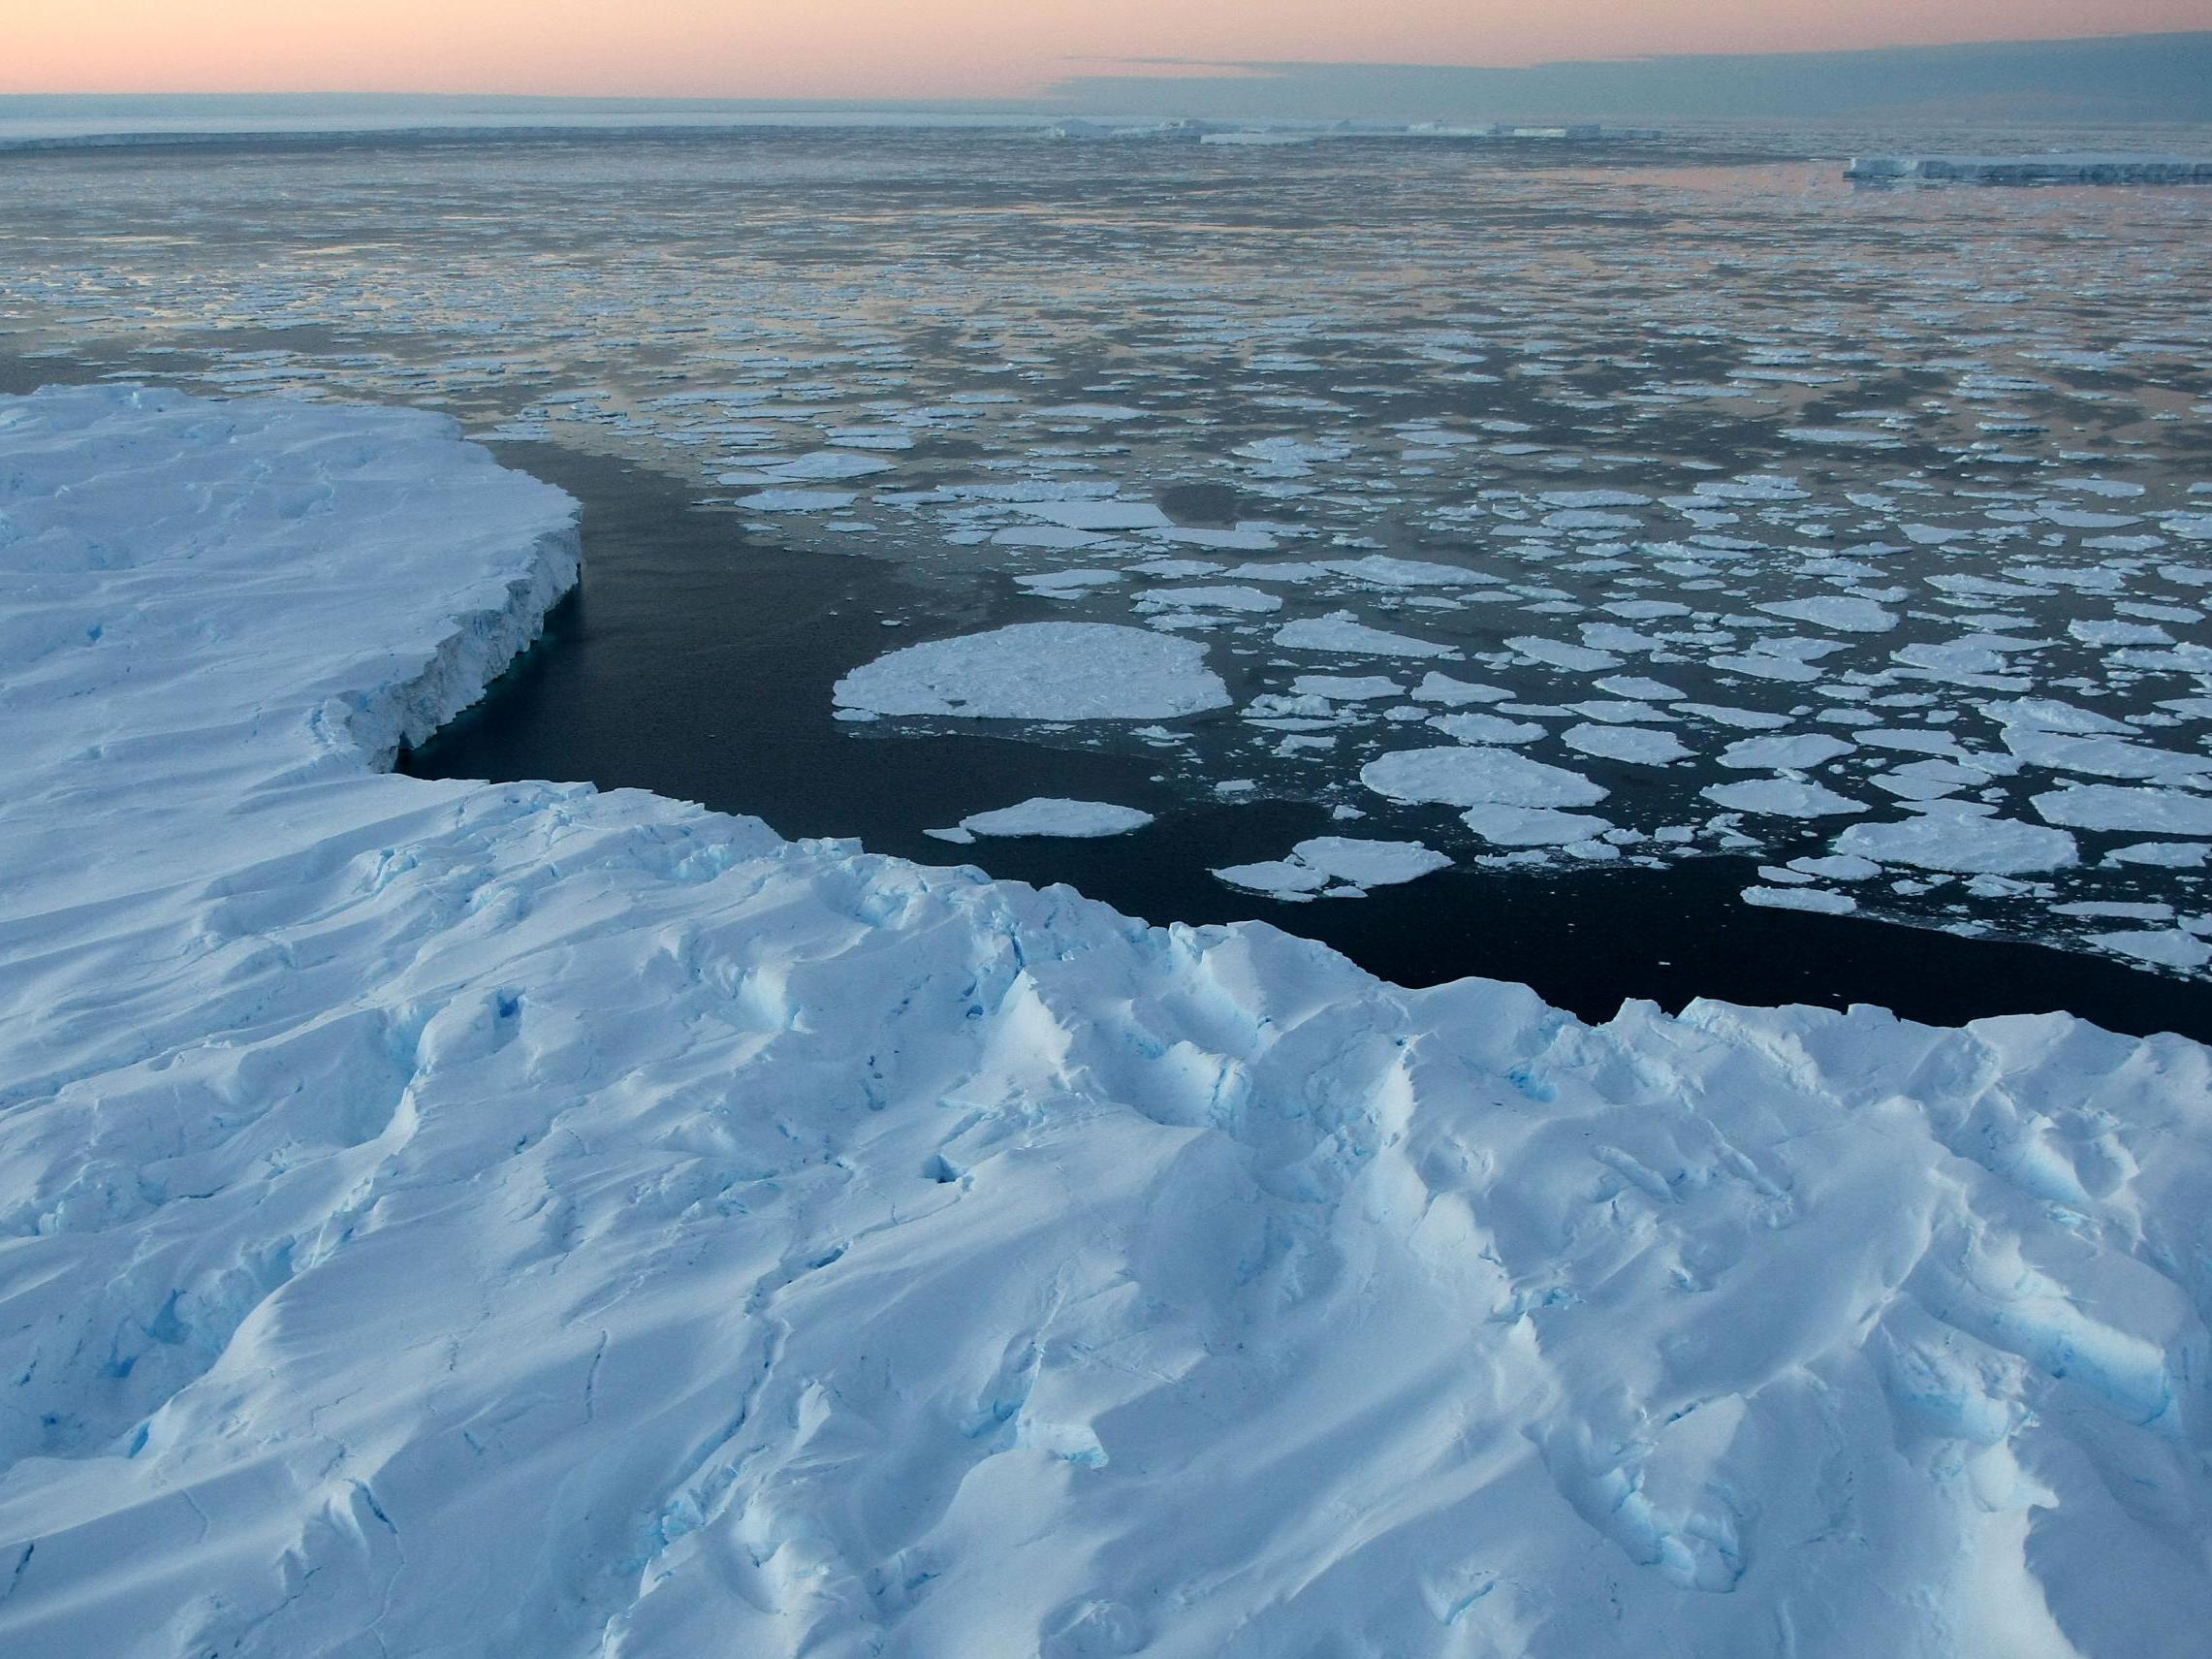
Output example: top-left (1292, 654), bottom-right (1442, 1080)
top-left (951, 798), bottom-right (1156, 838)
top-left (1838, 807), bottom-right (2079, 875)
top-left (1363, 747), bottom-right (1609, 810)
top-left (835, 622), bottom-right (1231, 720)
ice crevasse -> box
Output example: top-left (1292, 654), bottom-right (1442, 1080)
top-left (2, 386), bottom-right (2210, 1659)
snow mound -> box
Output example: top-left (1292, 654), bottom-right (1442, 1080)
top-left (5, 389), bottom-right (2212, 1659)
top-left (1841, 808), bottom-right (2081, 875)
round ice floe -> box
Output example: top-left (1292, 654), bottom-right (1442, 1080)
top-left (1290, 837), bottom-right (1451, 886)
top-left (2032, 785), bottom-right (2212, 837)
top-left (1234, 435), bottom-right (1351, 475)
top-left (1837, 808), bottom-right (2077, 875)
top-left (2106, 842), bottom-right (2209, 869)
top-left (835, 622), bottom-right (1230, 720)
top-left (1755, 597), bottom-right (1897, 633)
top-left (1133, 585), bottom-right (1282, 614)
top-left (1701, 779), bottom-right (1866, 817)
top-left (995, 526), bottom-right (1108, 550)
top-left (1460, 804), bottom-right (1615, 845)
top-left (1853, 727), bottom-right (1971, 759)
top-left (1871, 759), bottom-right (1982, 802)
top-left (1742, 885), bottom-right (1858, 914)
top-left (2086, 929), bottom-right (2212, 971)
top-left (1322, 555), bottom-right (1491, 588)
top-left (1506, 636), bottom-right (1620, 672)
top-left (762, 451), bottom-right (896, 481)
top-left (1017, 569), bottom-right (1122, 596)
top-left (1432, 712), bottom-right (1545, 746)
top-left (2004, 729), bottom-right (2211, 785)
top-left (1789, 854), bottom-right (1883, 881)
top-left (741, 489), bottom-right (858, 513)
top-left (1694, 473), bottom-right (1808, 502)
top-left (2050, 477), bottom-right (2145, 498)
top-left (958, 799), bottom-right (1154, 838)
top-left (1538, 488), bottom-right (1651, 510)
top-left (1780, 427), bottom-right (1903, 449)
top-left (1597, 675), bottom-right (1688, 701)
top-left (1274, 611), bottom-right (1458, 659)
top-left (1291, 675), bottom-right (1402, 701)
top-left (1720, 734), bottom-right (1855, 770)
top-left (1680, 703), bottom-right (1794, 731)
top-left (1412, 672), bottom-right (1510, 706)
top-left (1563, 724), bottom-right (1691, 765)
top-left (1362, 747), bottom-right (1607, 809)
top-left (1545, 508), bottom-right (1640, 532)
top-left (1016, 498), bottom-right (1173, 531)
top-left (1212, 858), bottom-right (1331, 899)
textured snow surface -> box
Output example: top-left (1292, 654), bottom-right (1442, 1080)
top-left (6, 389), bottom-right (2212, 1659)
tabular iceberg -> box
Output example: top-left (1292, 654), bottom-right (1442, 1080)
top-left (4, 388), bottom-right (2210, 1659)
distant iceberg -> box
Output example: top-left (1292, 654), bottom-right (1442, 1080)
top-left (1848, 152), bottom-right (2212, 185)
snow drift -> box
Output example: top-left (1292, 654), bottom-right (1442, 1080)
top-left (2, 388), bottom-right (2209, 1659)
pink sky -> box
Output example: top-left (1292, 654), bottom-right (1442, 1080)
top-left (7, 1), bottom-right (2205, 99)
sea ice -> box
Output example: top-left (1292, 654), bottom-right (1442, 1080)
top-left (1362, 746), bottom-right (1609, 809)
top-left (1838, 807), bottom-right (2079, 875)
top-left (1458, 804), bottom-right (1616, 845)
top-left (1563, 723), bottom-right (1691, 764)
top-left (1134, 584), bottom-right (1283, 614)
top-left (1289, 836), bottom-right (1451, 886)
top-left (2033, 784), bottom-right (2212, 837)
top-left (1274, 611), bottom-right (1459, 659)
top-left (957, 798), bottom-right (1155, 838)
top-left (1720, 734), bottom-right (1855, 770)
top-left (1507, 635), bottom-right (1621, 672)
top-left (835, 622), bottom-right (1231, 720)
top-left (1433, 711), bottom-right (1546, 745)
top-left (1701, 779), bottom-right (1867, 817)
top-left (1016, 497), bottom-right (1174, 530)
top-left (1291, 675), bottom-right (1402, 701)
top-left (1211, 857), bottom-right (1331, 897)
top-left (739, 487), bottom-right (859, 512)
top-left (1017, 568), bottom-right (1122, 595)
top-left (1756, 596), bottom-right (1898, 633)
top-left (1322, 554), bottom-right (1489, 587)
top-left (2088, 929), bottom-right (2212, 970)
top-left (1742, 885), bottom-right (1858, 914)
top-left (2107, 841), bottom-right (2210, 869)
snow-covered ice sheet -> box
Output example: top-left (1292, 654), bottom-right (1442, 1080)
top-left (6, 388), bottom-right (2212, 1659)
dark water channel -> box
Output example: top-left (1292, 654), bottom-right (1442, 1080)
top-left (403, 442), bottom-right (2212, 1042)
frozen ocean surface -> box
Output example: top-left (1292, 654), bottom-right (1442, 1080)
top-left (3, 121), bottom-right (2206, 996)
top-left (5, 384), bottom-right (2212, 1657)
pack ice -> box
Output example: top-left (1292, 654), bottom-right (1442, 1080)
top-left (4, 388), bottom-right (2211, 1659)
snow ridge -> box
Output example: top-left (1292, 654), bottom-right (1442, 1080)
top-left (3, 389), bottom-right (2210, 1659)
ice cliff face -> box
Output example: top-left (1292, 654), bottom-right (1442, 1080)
top-left (2, 387), bottom-right (2209, 1659)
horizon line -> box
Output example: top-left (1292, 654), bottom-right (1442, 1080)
top-left (7, 27), bottom-right (2209, 104)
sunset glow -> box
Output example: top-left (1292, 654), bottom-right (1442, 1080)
top-left (8, 0), bottom-right (2208, 98)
